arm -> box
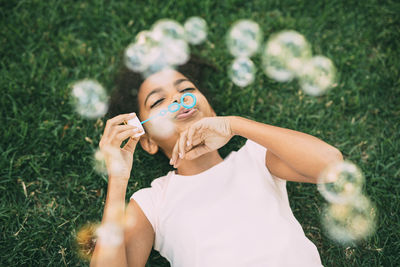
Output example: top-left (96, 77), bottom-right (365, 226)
top-left (90, 179), bottom-right (129, 267)
top-left (229, 116), bottom-right (343, 183)
top-left (90, 113), bottom-right (153, 267)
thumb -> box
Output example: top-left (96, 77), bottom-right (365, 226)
top-left (122, 136), bottom-right (139, 153)
top-left (185, 145), bottom-right (210, 160)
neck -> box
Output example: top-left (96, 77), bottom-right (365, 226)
top-left (175, 150), bottom-right (223, 176)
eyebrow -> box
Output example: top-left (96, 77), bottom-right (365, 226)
top-left (144, 78), bottom-right (191, 107)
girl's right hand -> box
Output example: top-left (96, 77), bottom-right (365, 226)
top-left (99, 113), bottom-right (143, 182)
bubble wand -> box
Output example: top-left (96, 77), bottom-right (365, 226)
top-left (124, 92), bottom-right (196, 137)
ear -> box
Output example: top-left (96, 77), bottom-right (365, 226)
top-left (139, 134), bottom-right (159, 155)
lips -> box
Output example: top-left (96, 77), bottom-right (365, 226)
top-left (175, 108), bottom-right (197, 119)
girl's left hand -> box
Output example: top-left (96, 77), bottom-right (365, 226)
top-left (170, 116), bottom-right (234, 168)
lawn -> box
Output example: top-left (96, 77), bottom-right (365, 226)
top-left (1, 0), bottom-right (399, 266)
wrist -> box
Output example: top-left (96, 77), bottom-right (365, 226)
top-left (226, 116), bottom-right (241, 136)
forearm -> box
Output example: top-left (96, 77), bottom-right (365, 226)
top-left (91, 178), bottom-right (129, 267)
top-left (229, 116), bottom-right (343, 179)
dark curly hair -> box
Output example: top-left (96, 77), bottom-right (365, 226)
top-left (106, 55), bottom-right (218, 120)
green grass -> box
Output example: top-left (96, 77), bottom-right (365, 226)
top-left (1, 0), bottom-right (399, 266)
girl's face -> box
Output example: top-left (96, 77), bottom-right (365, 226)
top-left (137, 68), bottom-right (215, 155)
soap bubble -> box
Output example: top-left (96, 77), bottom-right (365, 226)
top-left (160, 38), bottom-right (190, 67)
top-left (93, 148), bottom-right (107, 175)
top-left (321, 196), bottom-right (377, 244)
top-left (145, 109), bottom-right (176, 140)
top-left (71, 79), bottom-right (109, 119)
top-left (227, 19), bottom-right (263, 57)
top-left (262, 30), bottom-right (312, 82)
top-left (151, 19), bottom-right (186, 42)
top-left (184, 16), bottom-right (208, 45)
top-left (96, 222), bottom-right (124, 247)
top-left (298, 55), bottom-right (336, 96)
top-left (318, 161), bottom-right (365, 204)
top-left (75, 222), bottom-right (99, 260)
top-left (124, 32), bottom-right (162, 73)
top-left (229, 57), bottom-right (256, 87)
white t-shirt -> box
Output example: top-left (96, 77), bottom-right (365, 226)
top-left (130, 139), bottom-right (323, 267)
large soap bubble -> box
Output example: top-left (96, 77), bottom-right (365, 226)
top-left (262, 30), bottom-right (312, 82)
top-left (298, 55), bottom-right (336, 96)
top-left (71, 79), bottom-right (109, 119)
top-left (229, 57), bottom-right (256, 87)
top-left (226, 19), bottom-right (263, 58)
top-left (124, 31), bottom-right (161, 72)
top-left (321, 196), bottom-right (377, 244)
top-left (317, 161), bottom-right (365, 204)
top-left (151, 19), bottom-right (186, 42)
top-left (184, 16), bottom-right (208, 45)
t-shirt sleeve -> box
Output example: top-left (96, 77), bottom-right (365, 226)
top-left (130, 177), bottom-right (165, 232)
top-left (243, 139), bottom-right (287, 182)
top-left (243, 139), bottom-right (289, 202)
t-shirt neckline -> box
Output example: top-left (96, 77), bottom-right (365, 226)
top-left (171, 151), bottom-right (235, 178)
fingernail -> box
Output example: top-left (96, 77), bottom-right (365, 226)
top-left (132, 128), bottom-right (138, 133)
top-left (187, 141), bottom-right (190, 146)
top-left (169, 158), bottom-right (172, 165)
top-left (179, 152), bottom-right (183, 159)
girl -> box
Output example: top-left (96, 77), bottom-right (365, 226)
top-left (90, 57), bottom-right (343, 267)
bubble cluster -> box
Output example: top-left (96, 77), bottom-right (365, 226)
top-left (226, 20), bottom-right (262, 87)
top-left (260, 30), bottom-right (337, 96)
top-left (318, 161), bottom-right (377, 244)
top-left (184, 16), bottom-right (208, 45)
top-left (321, 196), bottom-right (376, 244)
top-left (124, 19), bottom-right (191, 78)
top-left (70, 79), bottom-right (109, 119)
top-left (229, 57), bottom-right (256, 87)
top-left (317, 161), bottom-right (365, 204)
top-left (262, 30), bottom-right (312, 82)
top-left (227, 20), bottom-right (263, 58)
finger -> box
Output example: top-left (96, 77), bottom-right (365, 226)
top-left (122, 136), bottom-right (139, 153)
top-left (109, 125), bottom-right (137, 142)
top-left (186, 122), bottom-right (201, 146)
top-left (104, 113), bottom-right (136, 137)
top-left (170, 139), bottom-right (179, 167)
top-left (185, 145), bottom-right (210, 160)
top-left (178, 130), bottom-right (189, 159)
top-left (114, 128), bottom-right (143, 146)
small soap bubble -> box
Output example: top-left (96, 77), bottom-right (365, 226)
top-left (262, 30), bottom-right (312, 82)
top-left (184, 16), bottom-right (208, 45)
top-left (318, 161), bottom-right (365, 204)
top-left (75, 222), bottom-right (99, 260)
top-left (145, 110), bottom-right (176, 140)
top-left (96, 222), bottom-right (124, 247)
top-left (93, 149), bottom-right (107, 175)
top-left (227, 20), bottom-right (263, 57)
top-left (151, 19), bottom-right (186, 42)
top-left (321, 196), bottom-right (377, 244)
top-left (71, 79), bottom-right (109, 119)
top-left (298, 55), bottom-right (336, 96)
top-left (229, 57), bottom-right (256, 87)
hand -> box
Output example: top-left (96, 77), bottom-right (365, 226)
top-left (170, 116), bottom-right (234, 168)
top-left (99, 113), bottom-right (143, 181)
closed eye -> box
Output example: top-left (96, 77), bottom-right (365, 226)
top-left (150, 88), bottom-right (195, 109)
